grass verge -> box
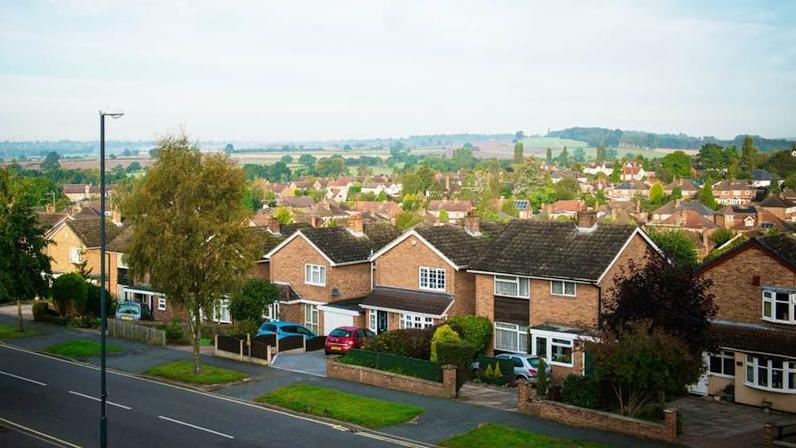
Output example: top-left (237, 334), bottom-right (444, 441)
top-left (439, 423), bottom-right (611, 448)
top-left (257, 384), bottom-right (423, 428)
top-left (0, 324), bottom-right (41, 340)
top-left (46, 339), bottom-right (121, 358)
top-left (146, 360), bottom-right (246, 385)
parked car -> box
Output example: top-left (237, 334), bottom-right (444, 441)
top-left (324, 326), bottom-right (375, 355)
top-left (114, 301), bottom-right (151, 322)
top-left (256, 321), bottom-right (316, 340)
top-left (471, 354), bottom-right (551, 382)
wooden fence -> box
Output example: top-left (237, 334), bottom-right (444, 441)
top-left (108, 319), bottom-right (167, 346)
top-left (214, 334), bottom-right (327, 366)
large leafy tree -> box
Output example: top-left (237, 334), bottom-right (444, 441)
top-left (739, 135), bottom-right (757, 178)
top-left (0, 169), bottom-right (52, 331)
top-left (512, 157), bottom-right (545, 196)
top-left (120, 136), bottom-right (263, 374)
top-left (513, 141), bottom-right (524, 164)
top-left (648, 228), bottom-right (698, 267)
top-left (229, 278), bottom-right (280, 323)
top-left (660, 151), bottom-right (691, 179)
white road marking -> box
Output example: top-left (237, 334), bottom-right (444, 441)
top-left (0, 369), bottom-right (47, 386)
top-left (0, 417), bottom-right (82, 448)
top-left (67, 390), bottom-right (132, 410)
top-left (157, 415), bottom-right (234, 439)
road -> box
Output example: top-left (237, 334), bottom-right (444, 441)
top-left (0, 344), bottom-right (430, 448)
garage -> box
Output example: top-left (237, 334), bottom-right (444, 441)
top-left (318, 297), bottom-right (365, 335)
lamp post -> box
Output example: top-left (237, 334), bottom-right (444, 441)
top-left (99, 110), bottom-right (123, 448)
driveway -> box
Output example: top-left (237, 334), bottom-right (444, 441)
top-left (271, 349), bottom-right (327, 376)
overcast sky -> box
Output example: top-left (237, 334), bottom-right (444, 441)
top-left (1, 0), bottom-right (794, 142)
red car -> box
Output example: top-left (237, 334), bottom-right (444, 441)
top-left (324, 326), bottom-right (375, 355)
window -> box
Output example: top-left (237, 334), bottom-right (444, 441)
top-left (532, 334), bottom-right (574, 367)
top-left (157, 297), bottom-right (167, 311)
top-left (550, 280), bottom-right (576, 297)
top-left (400, 313), bottom-right (434, 329)
top-left (709, 351), bottom-right (735, 377)
top-left (212, 299), bottom-right (231, 324)
top-left (263, 302), bottom-right (279, 321)
top-left (69, 247), bottom-right (83, 264)
top-left (494, 275), bottom-right (530, 298)
top-left (117, 254), bottom-right (129, 269)
top-left (419, 267), bottom-right (446, 291)
top-left (305, 264), bottom-right (326, 286)
top-left (117, 268), bottom-right (130, 286)
top-left (762, 289), bottom-right (796, 324)
top-left (304, 304), bottom-right (319, 334)
top-left (494, 322), bottom-right (528, 353)
top-left (745, 355), bottom-right (796, 393)
top-left (368, 310), bottom-right (377, 332)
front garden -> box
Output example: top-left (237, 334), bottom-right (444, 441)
top-left (440, 423), bottom-right (610, 448)
top-left (46, 338), bottom-right (121, 358)
top-left (145, 360), bottom-right (247, 385)
top-left (0, 323), bottom-right (41, 340)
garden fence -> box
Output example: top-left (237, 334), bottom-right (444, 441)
top-left (108, 319), bottom-right (166, 346)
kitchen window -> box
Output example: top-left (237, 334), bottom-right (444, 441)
top-left (550, 280), bottom-right (576, 297)
top-left (709, 351), bottom-right (735, 377)
top-left (494, 275), bottom-right (530, 298)
top-left (745, 355), bottom-right (796, 393)
top-left (305, 264), bottom-right (326, 286)
top-left (400, 313), bottom-right (434, 329)
top-left (494, 322), bottom-right (528, 353)
top-left (304, 304), bottom-right (319, 335)
top-left (762, 289), bottom-right (796, 324)
top-left (419, 267), bottom-right (446, 291)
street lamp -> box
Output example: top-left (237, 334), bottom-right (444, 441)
top-left (99, 110), bottom-right (123, 448)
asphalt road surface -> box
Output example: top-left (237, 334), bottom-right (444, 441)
top-left (0, 344), bottom-right (431, 448)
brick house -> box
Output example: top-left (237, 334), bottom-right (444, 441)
top-left (468, 212), bottom-right (660, 378)
top-left (365, 216), bottom-right (504, 334)
top-left (696, 234), bottom-right (796, 413)
top-left (45, 217), bottom-right (124, 280)
top-left (712, 179), bottom-right (755, 205)
top-left (265, 214), bottom-right (400, 335)
top-left (663, 178), bottom-right (700, 199)
top-left (426, 200), bottom-right (474, 223)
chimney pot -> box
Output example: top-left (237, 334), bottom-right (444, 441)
top-left (348, 212), bottom-right (364, 235)
top-left (266, 214), bottom-right (281, 235)
top-left (576, 211), bottom-right (598, 230)
top-left (464, 207), bottom-right (480, 235)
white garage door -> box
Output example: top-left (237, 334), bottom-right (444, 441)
top-left (323, 310), bottom-right (353, 335)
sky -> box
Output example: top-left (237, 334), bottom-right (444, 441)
top-left (1, 0), bottom-right (795, 142)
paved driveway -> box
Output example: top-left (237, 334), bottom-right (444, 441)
top-left (271, 350), bottom-right (327, 376)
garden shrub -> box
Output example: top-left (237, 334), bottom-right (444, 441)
top-left (363, 328), bottom-right (435, 359)
top-left (32, 302), bottom-right (56, 321)
top-left (51, 273), bottom-right (88, 316)
top-left (562, 374), bottom-right (600, 409)
top-left (164, 318), bottom-right (185, 342)
top-left (447, 315), bottom-right (492, 355)
top-left (435, 341), bottom-right (476, 389)
top-left (430, 324), bottom-right (461, 362)
top-left (86, 284), bottom-right (114, 317)
top-left (229, 319), bottom-right (259, 337)
top-left (229, 279), bottom-right (279, 322)
top-left (536, 358), bottom-right (548, 398)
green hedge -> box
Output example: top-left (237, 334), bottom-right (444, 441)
top-left (435, 342), bottom-right (475, 389)
top-left (362, 327), bottom-right (435, 359)
top-left (340, 349), bottom-right (442, 382)
top-left (561, 374), bottom-right (600, 409)
top-left (447, 315), bottom-right (492, 355)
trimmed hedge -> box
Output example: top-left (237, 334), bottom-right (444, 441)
top-left (86, 284), bottom-right (115, 317)
top-left (435, 342), bottom-right (475, 389)
top-left (52, 273), bottom-right (88, 315)
top-left (447, 315), bottom-right (492, 355)
top-left (561, 374), bottom-right (601, 409)
top-left (340, 349), bottom-right (442, 382)
top-left (363, 327), bottom-right (435, 359)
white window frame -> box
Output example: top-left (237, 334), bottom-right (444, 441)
top-left (419, 266), bottom-right (446, 291)
top-left (708, 350), bottom-right (735, 378)
top-left (494, 275), bottom-right (530, 299)
top-left (494, 322), bottom-right (528, 354)
top-left (212, 299), bottom-right (231, 324)
top-left (304, 303), bottom-right (319, 335)
top-left (304, 264), bottom-right (326, 286)
top-left (117, 254), bottom-right (129, 269)
top-left (69, 247), bottom-right (83, 264)
top-left (550, 280), bottom-right (577, 297)
top-left (368, 310), bottom-right (377, 332)
top-left (532, 333), bottom-right (574, 367)
top-left (262, 302), bottom-right (280, 322)
top-left (400, 313), bottom-right (434, 329)
top-left (762, 289), bottom-right (796, 325)
top-left (157, 297), bottom-right (167, 311)
top-left (745, 355), bottom-right (796, 394)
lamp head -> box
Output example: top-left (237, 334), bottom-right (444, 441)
top-left (99, 110), bottom-right (124, 119)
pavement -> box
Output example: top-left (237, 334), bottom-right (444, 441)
top-left (0, 309), bottom-right (678, 447)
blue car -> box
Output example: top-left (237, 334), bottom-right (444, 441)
top-left (256, 321), bottom-right (316, 340)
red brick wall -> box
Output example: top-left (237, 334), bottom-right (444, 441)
top-left (250, 261), bottom-right (270, 281)
top-left (530, 279), bottom-right (599, 328)
top-left (598, 232), bottom-right (656, 305)
top-left (701, 245), bottom-right (796, 323)
top-left (327, 357), bottom-right (456, 399)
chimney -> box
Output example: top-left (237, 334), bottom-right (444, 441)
top-left (464, 208), bottom-right (480, 236)
top-left (111, 209), bottom-right (123, 227)
top-left (266, 214), bottom-right (281, 235)
top-left (445, 174), bottom-right (451, 191)
top-left (348, 212), bottom-right (364, 236)
top-left (635, 199), bottom-right (641, 214)
top-left (576, 210), bottom-right (598, 231)
top-left (310, 216), bottom-right (322, 228)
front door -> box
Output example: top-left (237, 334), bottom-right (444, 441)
top-left (688, 353), bottom-right (709, 396)
top-left (377, 311), bottom-right (388, 334)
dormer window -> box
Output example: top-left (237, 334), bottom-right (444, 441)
top-left (762, 289), bottom-right (796, 324)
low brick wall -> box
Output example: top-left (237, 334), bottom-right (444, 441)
top-left (327, 357), bottom-right (457, 399)
top-left (516, 381), bottom-right (678, 443)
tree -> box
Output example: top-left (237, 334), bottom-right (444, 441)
top-left (51, 272), bottom-right (87, 316)
top-left (709, 228), bottom-right (735, 247)
top-left (40, 151), bottom-right (60, 171)
top-left (125, 161), bottom-right (142, 173)
top-left (120, 135), bottom-right (263, 375)
top-left (556, 147), bottom-right (570, 166)
top-left (661, 151), bottom-right (691, 179)
top-left (609, 162), bottom-right (622, 183)
top-left (395, 211), bottom-right (422, 230)
top-left (602, 255), bottom-right (716, 356)
top-left (298, 154), bottom-right (317, 166)
top-left (438, 208), bottom-right (449, 223)
top-left (553, 177), bottom-right (578, 200)
top-left (229, 278), bottom-right (280, 323)
top-left (280, 155), bottom-right (293, 164)
top-left (545, 147), bottom-right (552, 164)
top-left (0, 171), bottom-right (52, 330)
top-left (274, 206), bottom-right (294, 225)
top-left (573, 148), bottom-right (586, 163)
top-left (242, 183), bottom-right (265, 211)
top-left (315, 157), bottom-right (348, 177)
top-left (670, 186), bottom-right (682, 201)
top-left (696, 180), bottom-right (718, 209)
top-left (648, 183), bottom-right (665, 206)
top-left (648, 228), bottom-right (698, 267)
top-left (605, 148), bottom-right (618, 161)
top-left (513, 141), bottom-right (524, 164)
top-left (698, 143), bottom-right (725, 170)
top-left (149, 147), bottom-right (160, 159)
top-left (595, 146), bottom-right (607, 163)
top-left (739, 136), bottom-right (757, 178)
top-left (514, 130), bottom-right (525, 141)
top-left (224, 143), bottom-right (235, 155)
top-left (513, 157), bottom-right (545, 196)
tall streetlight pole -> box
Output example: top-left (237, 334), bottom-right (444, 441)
top-left (99, 110), bottom-right (123, 448)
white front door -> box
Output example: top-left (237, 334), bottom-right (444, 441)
top-left (688, 353), bottom-right (709, 396)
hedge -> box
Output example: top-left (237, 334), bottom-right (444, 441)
top-left (363, 327), bottom-right (435, 359)
top-left (447, 315), bottom-right (492, 355)
top-left (435, 342), bottom-right (475, 389)
top-left (340, 349), bottom-right (442, 382)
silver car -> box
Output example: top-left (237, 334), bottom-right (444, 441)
top-left (474, 354), bottom-right (552, 381)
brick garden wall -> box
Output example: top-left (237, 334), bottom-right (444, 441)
top-left (326, 357), bottom-right (457, 399)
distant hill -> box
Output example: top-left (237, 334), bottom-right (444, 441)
top-left (547, 127), bottom-right (794, 151)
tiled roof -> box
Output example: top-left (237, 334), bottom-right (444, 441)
top-left (663, 178), bottom-right (700, 191)
top-left (426, 199), bottom-right (473, 212)
top-left (470, 221), bottom-right (639, 281)
top-left (300, 222), bottom-right (401, 264)
top-left (650, 200), bottom-right (716, 217)
top-left (35, 212), bottom-right (69, 229)
top-left (759, 195), bottom-right (795, 208)
top-left (756, 233), bottom-right (796, 269)
top-left (414, 224), bottom-right (492, 268)
top-left (321, 296), bottom-right (367, 313)
top-left (67, 218), bottom-right (125, 248)
top-left (280, 196), bottom-right (316, 208)
top-left (711, 320), bottom-right (796, 358)
top-left (106, 225), bottom-right (134, 253)
top-left (361, 287), bottom-right (453, 316)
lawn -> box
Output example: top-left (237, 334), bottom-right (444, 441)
top-left (440, 424), bottom-right (611, 448)
top-left (0, 324), bottom-right (41, 340)
top-left (146, 360), bottom-right (246, 385)
top-left (257, 384), bottom-right (423, 428)
top-left (46, 339), bottom-right (121, 358)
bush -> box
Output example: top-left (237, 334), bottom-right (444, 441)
top-left (430, 324), bottom-right (462, 362)
top-left (536, 358), bottom-right (548, 398)
top-left (51, 273), bottom-right (88, 316)
top-left (164, 318), bottom-right (185, 342)
top-left (363, 328), bottom-right (435, 359)
top-left (435, 342), bottom-right (476, 389)
top-left (562, 374), bottom-right (600, 409)
top-left (229, 279), bottom-right (280, 323)
top-left (32, 302), bottom-right (56, 321)
top-left (86, 284), bottom-right (114, 317)
top-left (228, 319), bottom-right (259, 337)
top-left (447, 315), bottom-right (492, 355)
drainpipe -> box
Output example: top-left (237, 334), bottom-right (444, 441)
top-left (596, 283), bottom-right (602, 330)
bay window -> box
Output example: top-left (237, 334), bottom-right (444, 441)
top-left (305, 264), bottom-right (326, 286)
top-left (532, 334), bottom-right (574, 367)
top-left (419, 267), bottom-right (446, 291)
top-left (762, 289), bottom-right (796, 324)
top-left (708, 351), bottom-right (735, 377)
top-left (494, 322), bottom-right (528, 353)
top-left (551, 280), bottom-right (576, 297)
top-left (745, 355), bottom-right (796, 393)
top-left (494, 275), bottom-right (530, 298)
top-left (400, 313), bottom-right (434, 329)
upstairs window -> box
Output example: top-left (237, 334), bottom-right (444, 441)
top-left (69, 247), bottom-right (83, 264)
top-left (763, 289), bottom-right (796, 324)
top-left (419, 267), bottom-right (446, 291)
top-left (494, 275), bottom-right (530, 298)
top-left (550, 280), bottom-right (576, 297)
top-left (305, 264), bottom-right (326, 286)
